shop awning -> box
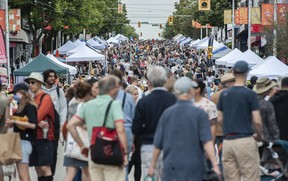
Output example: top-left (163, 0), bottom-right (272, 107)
top-left (9, 29), bottom-right (31, 44)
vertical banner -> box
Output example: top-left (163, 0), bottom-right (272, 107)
top-left (0, 26), bottom-right (7, 63)
top-left (239, 7), bottom-right (248, 24)
top-left (262, 4), bottom-right (274, 25)
top-left (0, 10), bottom-right (5, 31)
top-left (251, 7), bottom-right (261, 24)
top-left (9, 9), bottom-right (21, 31)
top-left (277, 4), bottom-right (288, 24)
top-left (224, 10), bottom-right (232, 24)
top-left (234, 9), bottom-right (241, 25)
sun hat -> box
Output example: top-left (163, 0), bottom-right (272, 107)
top-left (24, 72), bottom-right (45, 84)
top-left (253, 78), bottom-right (278, 94)
top-left (174, 77), bottom-right (198, 95)
top-left (8, 83), bottom-right (29, 94)
top-left (233, 60), bottom-right (250, 74)
top-left (221, 73), bottom-right (235, 84)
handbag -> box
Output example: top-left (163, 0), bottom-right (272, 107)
top-left (90, 100), bottom-right (124, 166)
top-left (0, 132), bottom-right (22, 165)
top-left (64, 127), bottom-right (89, 161)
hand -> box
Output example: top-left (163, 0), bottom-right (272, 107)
top-left (5, 119), bottom-right (14, 128)
top-left (147, 166), bottom-right (155, 177)
top-left (123, 155), bottom-right (128, 166)
top-left (80, 146), bottom-right (89, 158)
top-left (213, 165), bottom-right (221, 180)
top-left (253, 134), bottom-right (263, 141)
top-left (131, 144), bottom-right (135, 153)
top-left (38, 121), bottom-right (49, 129)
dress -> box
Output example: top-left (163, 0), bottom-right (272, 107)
top-left (63, 98), bottom-right (88, 168)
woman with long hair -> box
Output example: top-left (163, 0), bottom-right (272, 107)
top-left (63, 81), bottom-right (92, 181)
top-left (6, 83), bottom-right (37, 181)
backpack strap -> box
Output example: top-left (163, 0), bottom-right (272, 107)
top-left (102, 100), bottom-right (114, 127)
top-left (38, 93), bottom-right (48, 109)
top-left (122, 92), bottom-right (126, 109)
top-left (56, 86), bottom-right (60, 98)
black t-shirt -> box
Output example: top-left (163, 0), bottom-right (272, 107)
top-left (13, 103), bottom-right (37, 144)
top-left (217, 86), bottom-right (259, 140)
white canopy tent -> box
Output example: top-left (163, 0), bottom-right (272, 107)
top-left (106, 37), bottom-right (119, 44)
top-left (74, 39), bottom-right (82, 46)
top-left (189, 39), bottom-right (200, 47)
top-left (95, 36), bottom-right (107, 46)
top-left (54, 41), bottom-right (77, 55)
top-left (176, 36), bottom-right (186, 43)
top-left (212, 46), bottom-right (231, 59)
top-left (172, 34), bottom-right (183, 41)
top-left (87, 39), bottom-right (106, 50)
top-left (66, 42), bottom-right (86, 56)
top-left (180, 37), bottom-right (192, 45)
top-left (226, 49), bottom-right (263, 67)
top-left (190, 37), bottom-right (209, 47)
top-left (215, 48), bottom-right (243, 65)
top-left (248, 56), bottom-right (288, 79)
top-left (196, 39), bottom-right (222, 50)
top-left (46, 54), bottom-right (77, 75)
top-left (114, 34), bottom-right (128, 41)
top-left (66, 45), bottom-right (105, 62)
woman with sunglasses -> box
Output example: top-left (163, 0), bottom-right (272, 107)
top-left (6, 83), bottom-right (37, 181)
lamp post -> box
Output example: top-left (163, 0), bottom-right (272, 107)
top-left (273, 0), bottom-right (277, 57)
top-left (5, 0), bottom-right (10, 86)
top-left (232, 0), bottom-right (235, 49)
top-left (248, 0), bottom-right (251, 50)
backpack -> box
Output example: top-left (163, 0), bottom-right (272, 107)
top-left (39, 93), bottom-right (60, 142)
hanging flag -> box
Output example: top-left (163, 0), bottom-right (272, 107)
top-left (277, 4), bottom-right (288, 25)
top-left (239, 7), bottom-right (248, 24)
top-left (235, 9), bottom-right (241, 25)
top-left (224, 10), bottom-right (232, 24)
top-left (251, 7), bottom-right (261, 24)
top-left (9, 9), bottom-right (21, 31)
top-left (0, 26), bottom-right (7, 64)
top-left (0, 10), bottom-right (5, 31)
top-left (262, 4), bottom-right (274, 25)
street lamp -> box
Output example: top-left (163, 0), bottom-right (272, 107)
top-left (232, 0), bottom-right (235, 49)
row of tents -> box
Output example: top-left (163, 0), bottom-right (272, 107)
top-left (173, 34), bottom-right (288, 80)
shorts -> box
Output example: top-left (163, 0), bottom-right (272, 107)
top-left (29, 139), bottom-right (54, 167)
top-left (20, 140), bottom-right (32, 164)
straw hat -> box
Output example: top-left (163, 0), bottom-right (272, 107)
top-left (221, 73), bottom-right (235, 84)
top-left (253, 78), bottom-right (277, 94)
top-left (24, 72), bottom-right (45, 84)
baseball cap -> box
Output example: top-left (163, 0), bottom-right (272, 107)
top-left (8, 83), bottom-right (29, 94)
top-left (233, 60), bottom-right (250, 74)
top-left (174, 77), bottom-right (198, 95)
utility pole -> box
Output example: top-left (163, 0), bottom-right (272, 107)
top-left (232, 0), bottom-right (235, 49)
top-left (5, 0), bottom-right (10, 86)
top-left (273, 0), bottom-right (277, 57)
top-left (248, 0), bottom-right (251, 50)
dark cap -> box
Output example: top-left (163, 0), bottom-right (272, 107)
top-left (9, 83), bottom-right (29, 94)
top-left (233, 60), bottom-right (250, 74)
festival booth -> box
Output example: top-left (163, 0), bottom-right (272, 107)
top-left (46, 54), bottom-right (77, 75)
top-left (248, 56), bottom-right (288, 80)
top-left (190, 37), bottom-right (209, 47)
top-left (66, 42), bottom-right (86, 56)
top-left (114, 34), bottom-right (128, 42)
top-left (54, 41), bottom-right (77, 55)
top-left (14, 54), bottom-right (69, 76)
top-left (196, 39), bottom-right (222, 50)
top-left (176, 36), bottom-right (186, 43)
top-left (179, 37), bottom-right (192, 46)
top-left (106, 37), bottom-right (120, 44)
top-left (95, 36), bottom-right (107, 46)
top-left (86, 39), bottom-right (106, 50)
top-left (215, 48), bottom-right (243, 66)
top-left (66, 45), bottom-right (105, 62)
top-left (74, 39), bottom-right (83, 46)
top-left (212, 46), bottom-right (231, 59)
top-left (172, 34), bottom-right (183, 41)
top-left (226, 49), bottom-right (263, 67)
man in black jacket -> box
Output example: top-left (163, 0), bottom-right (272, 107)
top-left (270, 77), bottom-right (288, 141)
top-left (132, 66), bottom-right (176, 181)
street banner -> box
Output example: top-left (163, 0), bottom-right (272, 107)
top-left (0, 10), bottom-right (5, 31)
top-left (235, 9), bottom-right (240, 25)
top-left (224, 10), bottom-right (232, 24)
top-left (277, 4), bottom-right (288, 25)
top-left (0, 25), bottom-right (7, 63)
top-left (262, 4), bottom-right (274, 25)
top-left (9, 9), bottom-right (21, 31)
top-left (239, 7), bottom-right (248, 24)
top-left (251, 7), bottom-right (261, 24)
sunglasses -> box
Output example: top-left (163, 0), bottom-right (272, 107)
top-left (28, 81), bottom-right (36, 85)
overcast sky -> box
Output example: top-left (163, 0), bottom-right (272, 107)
top-left (121, 0), bottom-right (179, 40)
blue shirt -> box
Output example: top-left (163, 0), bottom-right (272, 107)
top-left (116, 89), bottom-right (135, 128)
top-left (154, 100), bottom-right (211, 180)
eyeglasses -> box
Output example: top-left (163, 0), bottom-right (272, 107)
top-left (28, 81), bottom-right (36, 85)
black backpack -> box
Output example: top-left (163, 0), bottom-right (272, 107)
top-left (39, 93), bottom-right (60, 142)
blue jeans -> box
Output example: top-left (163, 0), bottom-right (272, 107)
top-left (125, 127), bottom-right (133, 181)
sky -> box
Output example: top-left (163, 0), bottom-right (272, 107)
top-left (121, 0), bottom-right (179, 40)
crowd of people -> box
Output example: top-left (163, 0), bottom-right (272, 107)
top-left (0, 40), bottom-right (288, 181)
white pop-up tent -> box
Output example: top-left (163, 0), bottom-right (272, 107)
top-left (66, 42), bottom-right (86, 56)
top-left (190, 37), bottom-right (209, 47)
top-left (215, 48), bottom-right (243, 65)
top-left (114, 34), bottom-right (128, 41)
top-left (180, 37), bottom-right (192, 45)
top-left (196, 39), bottom-right (222, 50)
top-left (248, 56), bottom-right (288, 79)
top-left (46, 54), bottom-right (77, 75)
top-left (87, 39), bottom-right (106, 50)
top-left (54, 41), bottom-right (77, 55)
top-left (66, 45), bottom-right (105, 62)
top-left (226, 49), bottom-right (263, 67)
top-left (189, 39), bottom-right (200, 47)
top-left (74, 39), bottom-right (83, 46)
top-left (212, 46), bottom-right (231, 59)
top-left (172, 34), bottom-right (183, 41)
top-left (107, 37), bottom-right (119, 44)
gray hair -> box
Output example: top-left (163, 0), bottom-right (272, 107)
top-left (99, 75), bottom-right (120, 95)
top-left (147, 66), bottom-right (167, 87)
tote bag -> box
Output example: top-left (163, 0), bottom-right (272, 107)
top-left (0, 132), bottom-right (22, 165)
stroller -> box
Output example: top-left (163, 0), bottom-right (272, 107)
top-left (260, 140), bottom-right (288, 181)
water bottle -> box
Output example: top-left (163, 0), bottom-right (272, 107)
top-left (42, 120), bottom-right (49, 139)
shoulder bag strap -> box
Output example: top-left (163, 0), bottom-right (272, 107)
top-left (122, 92), bottom-right (126, 109)
top-left (102, 100), bottom-right (114, 127)
top-left (38, 93), bottom-right (47, 109)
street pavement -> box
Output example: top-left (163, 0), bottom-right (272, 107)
top-left (4, 143), bottom-right (135, 181)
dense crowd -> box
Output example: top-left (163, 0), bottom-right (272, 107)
top-left (0, 40), bottom-right (288, 181)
